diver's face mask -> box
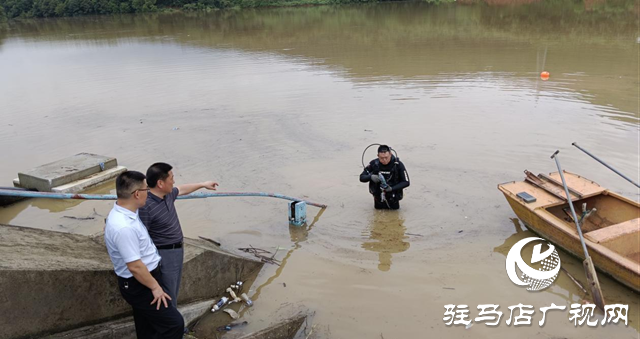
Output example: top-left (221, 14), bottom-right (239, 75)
top-left (377, 151), bottom-right (392, 165)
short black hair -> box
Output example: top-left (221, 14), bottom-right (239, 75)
top-left (378, 145), bottom-right (391, 153)
top-left (116, 171), bottom-right (146, 199)
top-left (146, 162), bottom-right (173, 188)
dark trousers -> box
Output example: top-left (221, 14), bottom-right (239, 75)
top-left (157, 247), bottom-right (184, 309)
top-left (374, 196), bottom-right (400, 210)
top-left (117, 266), bottom-right (184, 339)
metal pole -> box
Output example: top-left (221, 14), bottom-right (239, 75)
top-left (0, 189), bottom-right (327, 208)
top-left (572, 142), bottom-right (640, 188)
top-left (551, 150), bottom-right (606, 311)
top-left (550, 151), bottom-right (589, 258)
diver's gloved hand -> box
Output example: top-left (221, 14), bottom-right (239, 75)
top-left (383, 186), bottom-right (393, 193)
top-left (370, 174), bottom-right (381, 184)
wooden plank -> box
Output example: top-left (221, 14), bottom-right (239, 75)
top-left (524, 170), bottom-right (573, 201)
top-left (538, 173), bottom-right (584, 199)
top-left (585, 218), bottom-right (640, 243)
top-left (548, 171), bottom-right (605, 197)
top-left (498, 181), bottom-right (564, 210)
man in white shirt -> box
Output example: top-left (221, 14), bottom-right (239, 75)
top-left (105, 171), bottom-right (184, 339)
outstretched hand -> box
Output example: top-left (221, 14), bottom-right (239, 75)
top-left (150, 286), bottom-right (172, 310)
top-left (202, 181), bottom-right (219, 190)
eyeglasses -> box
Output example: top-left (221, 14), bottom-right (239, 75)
top-left (131, 188), bottom-right (150, 195)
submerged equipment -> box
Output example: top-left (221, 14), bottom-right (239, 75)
top-left (379, 174), bottom-right (389, 203)
top-left (288, 200), bottom-right (307, 226)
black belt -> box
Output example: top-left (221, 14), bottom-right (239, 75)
top-left (156, 242), bottom-right (183, 250)
top-left (118, 263), bottom-right (161, 281)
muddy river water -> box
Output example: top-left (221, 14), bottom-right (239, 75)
top-left (0, 1), bottom-right (638, 338)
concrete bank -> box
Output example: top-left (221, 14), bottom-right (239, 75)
top-left (0, 224), bottom-right (263, 339)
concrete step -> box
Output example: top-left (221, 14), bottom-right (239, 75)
top-left (236, 315), bottom-right (307, 339)
top-left (13, 166), bottom-right (127, 194)
top-left (48, 299), bottom-right (215, 339)
top-left (16, 153), bottom-right (118, 192)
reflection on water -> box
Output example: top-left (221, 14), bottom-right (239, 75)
top-left (361, 211), bottom-right (410, 272)
top-left (244, 208), bottom-right (324, 301)
top-left (1, 2), bottom-right (638, 126)
top-left (288, 222), bottom-right (309, 243)
top-left (510, 217), bottom-right (525, 233)
top-left (191, 211), bottom-right (325, 337)
top-left (0, 181), bottom-right (114, 232)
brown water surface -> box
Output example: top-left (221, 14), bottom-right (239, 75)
top-left (0, 2), bottom-right (638, 338)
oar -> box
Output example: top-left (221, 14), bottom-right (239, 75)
top-left (551, 150), bottom-right (606, 311)
top-left (572, 142), bottom-right (640, 188)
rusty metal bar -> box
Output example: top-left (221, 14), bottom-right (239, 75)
top-left (524, 170), bottom-right (568, 201)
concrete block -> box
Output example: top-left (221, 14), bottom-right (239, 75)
top-left (51, 166), bottom-right (126, 193)
top-left (237, 315), bottom-right (306, 339)
top-left (0, 224), bottom-right (263, 339)
top-left (5, 166), bottom-right (125, 207)
top-left (17, 153), bottom-right (117, 192)
top-left (49, 300), bottom-right (212, 339)
top-left (180, 300), bottom-right (217, 327)
top-left (50, 325), bottom-right (115, 339)
top-left (108, 320), bottom-right (136, 339)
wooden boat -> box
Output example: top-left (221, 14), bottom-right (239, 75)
top-left (498, 170), bottom-right (640, 292)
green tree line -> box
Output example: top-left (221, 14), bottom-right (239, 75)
top-left (2, 0), bottom-right (633, 20)
top-left (0, 0), bottom-right (388, 19)
top-left (1, 0), bottom-right (153, 18)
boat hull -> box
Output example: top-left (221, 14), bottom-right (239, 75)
top-left (499, 172), bottom-right (640, 293)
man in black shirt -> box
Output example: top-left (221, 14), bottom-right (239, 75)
top-left (359, 145), bottom-right (410, 210)
top-left (139, 162), bottom-right (218, 309)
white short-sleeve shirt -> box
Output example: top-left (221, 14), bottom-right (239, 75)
top-left (105, 202), bottom-right (161, 278)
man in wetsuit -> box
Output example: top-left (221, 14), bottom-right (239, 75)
top-left (359, 145), bottom-right (410, 210)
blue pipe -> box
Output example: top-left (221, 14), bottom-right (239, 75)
top-left (0, 189), bottom-right (327, 208)
top-left (178, 192), bottom-right (326, 208)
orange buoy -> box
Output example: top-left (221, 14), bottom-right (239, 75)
top-left (540, 71), bottom-right (550, 80)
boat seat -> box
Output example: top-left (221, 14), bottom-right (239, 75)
top-left (585, 218), bottom-right (640, 257)
top-left (585, 218), bottom-right (640, 243)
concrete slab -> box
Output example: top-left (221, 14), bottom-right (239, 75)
top-left (51, 166), bottom-right (126, 193)
top-left (17, 153), bottom-right (117, 192)
top-left (236, 315), bottom-right (306, 339)
top-left (193, 311), bottom-right (308, 339)
top-left (48, 299), bottom-right (215, 339)
top-left (0, 224), bottom-right (263, 339)
top-left (5, 166), bottom-right (126, 207)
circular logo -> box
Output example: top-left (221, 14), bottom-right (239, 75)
top-left (506, 237), bottom-right (561, 291)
